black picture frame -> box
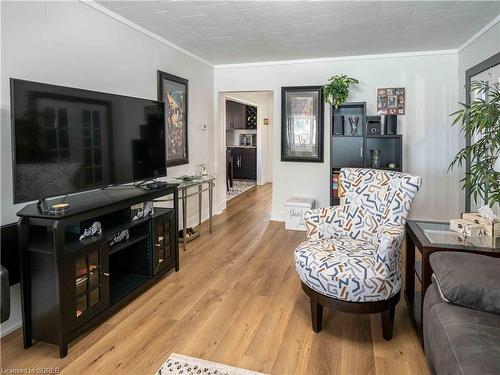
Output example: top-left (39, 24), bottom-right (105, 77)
top-left (281, 86), bottom-right (324, 162)
top-left (157, 70), bottom-right (189, 167)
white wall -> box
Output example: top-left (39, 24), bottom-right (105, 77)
top-left (215, 52), bottom-right (461, 221)
top-left (0, 1), bottom-right (214, 336)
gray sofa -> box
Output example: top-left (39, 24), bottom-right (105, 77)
top-left (424, 252), bottom-right (500, 375)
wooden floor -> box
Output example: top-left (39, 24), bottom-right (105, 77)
top-left (1, 184), bottom-right (429, 375)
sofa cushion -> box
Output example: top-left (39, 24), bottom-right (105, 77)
top-left (424, 282), bottom-right (500, 375)
top-left (430, 252), bottom-right (500, 314)
top-left (294, 237), bottom-right (400, 302)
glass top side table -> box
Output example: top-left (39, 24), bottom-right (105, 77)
top-left (404, 220), bottom-right (500, 345)
top-left (416, 221), bottom-right (500, 248)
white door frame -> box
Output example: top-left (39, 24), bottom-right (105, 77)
top-left (215, 90), bottom-right (273, 214)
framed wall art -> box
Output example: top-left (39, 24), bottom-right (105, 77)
top-left (377, 87), bottom-right (405, 115)
top-left (157, 70), bottom-right (188, 167)
top-left (281, 86), bottom-right (324, 162)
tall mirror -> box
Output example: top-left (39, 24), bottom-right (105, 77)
top-left (465, 53), bottom-right (500, 214)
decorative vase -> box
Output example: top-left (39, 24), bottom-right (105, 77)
top-left (370, 149), bottom-right (381, 167)
top-left (348, 115), bottom-right (359, 135)
top-left (195, 164), bottom-right (208, 177)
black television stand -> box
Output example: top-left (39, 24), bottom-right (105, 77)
top-left (17, 184), bottom-right (179, 357)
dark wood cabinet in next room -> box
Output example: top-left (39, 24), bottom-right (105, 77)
top-left (230, 147), bottom-right (256, 180)
top-left (226, 100), bottom-right (246, 129)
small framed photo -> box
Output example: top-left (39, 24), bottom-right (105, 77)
top-left (377, 87), bottom-right (405, 115)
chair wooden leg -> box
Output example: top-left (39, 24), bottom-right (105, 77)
top-left (381, 302), bottom-right (396, 340)
top-left (310, 297), bottom-right (323, 333)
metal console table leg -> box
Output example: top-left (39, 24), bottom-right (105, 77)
top-left (157, 176), bottom-right (215, 251)
top-left (209, 181), bottom-right (213, 234)
top-left (198, 184), bottom-right (202, 227)
top-left (182, 187), bottom-right (187, 251)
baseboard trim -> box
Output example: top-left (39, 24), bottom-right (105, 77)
top-left (270, 210), bottom-right (284, 222)
top-left (0, 321), bottom-right (21, 338)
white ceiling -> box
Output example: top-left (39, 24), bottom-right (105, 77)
top-left (96, 1), bottom-right (500, 65)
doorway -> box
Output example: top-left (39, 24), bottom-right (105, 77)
top-left (218, 91), bottom-right (274, 203)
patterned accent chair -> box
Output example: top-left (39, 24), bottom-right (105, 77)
top-left (294, 168), bottom-right (421, 339)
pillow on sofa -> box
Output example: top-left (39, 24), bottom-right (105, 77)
top-left (430, 252), bottom-right (500, 315)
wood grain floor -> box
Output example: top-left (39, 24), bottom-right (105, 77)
top-left (1, 184), bottom-right (429, 375)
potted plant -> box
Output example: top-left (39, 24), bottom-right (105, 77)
top-left (323, 74), bottom-right (359, 108)
top-left (449, 81), bottom-right (500, 207)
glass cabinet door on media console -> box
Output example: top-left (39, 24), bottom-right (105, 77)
top-left (66, 240), bottom-right (109, 331)
top-left (153, 210), bottom-right (175, 274)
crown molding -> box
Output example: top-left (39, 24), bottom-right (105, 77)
top-left (79, 0), bottom-right (213, 67)
top-left (214, 49), bottom-right (458, 69)
top-left (458, 14), bottom-right (500, 53)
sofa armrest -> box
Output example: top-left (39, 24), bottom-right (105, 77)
top-left (304, 206), bottom-right (345, 241)
top-left (374, 224), bottom-right (405, 276)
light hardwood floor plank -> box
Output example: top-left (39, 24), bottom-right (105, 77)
top-left (0, 184), bottom-right (429, 375)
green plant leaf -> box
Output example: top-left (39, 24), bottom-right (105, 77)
top-left (448, 81), bottom-right (500, 206)
top-left (323, 74), bottom-right (359, 107)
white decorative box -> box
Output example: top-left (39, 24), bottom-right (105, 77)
top-left (450, 219), bottom-right (484, 237)
top-left (461, 212), bottom-right (500, 237)
top-left (285, 197), bottom-right (315, 231)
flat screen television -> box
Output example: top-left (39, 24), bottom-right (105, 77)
top-left (10, 79), bottom-right (166, 204)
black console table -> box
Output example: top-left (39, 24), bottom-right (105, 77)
top-left (17, 184), bottom-right (179, 357)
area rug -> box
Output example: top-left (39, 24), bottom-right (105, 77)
top-left (155, 353), bottom-right (267, 375)
top-left (227, 179), bottom-right (256, 201)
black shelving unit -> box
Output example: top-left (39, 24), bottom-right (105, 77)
top-left (364, 135), bottom-right (402, 171)
top-left (330, 102), bottom-right (403, 205)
